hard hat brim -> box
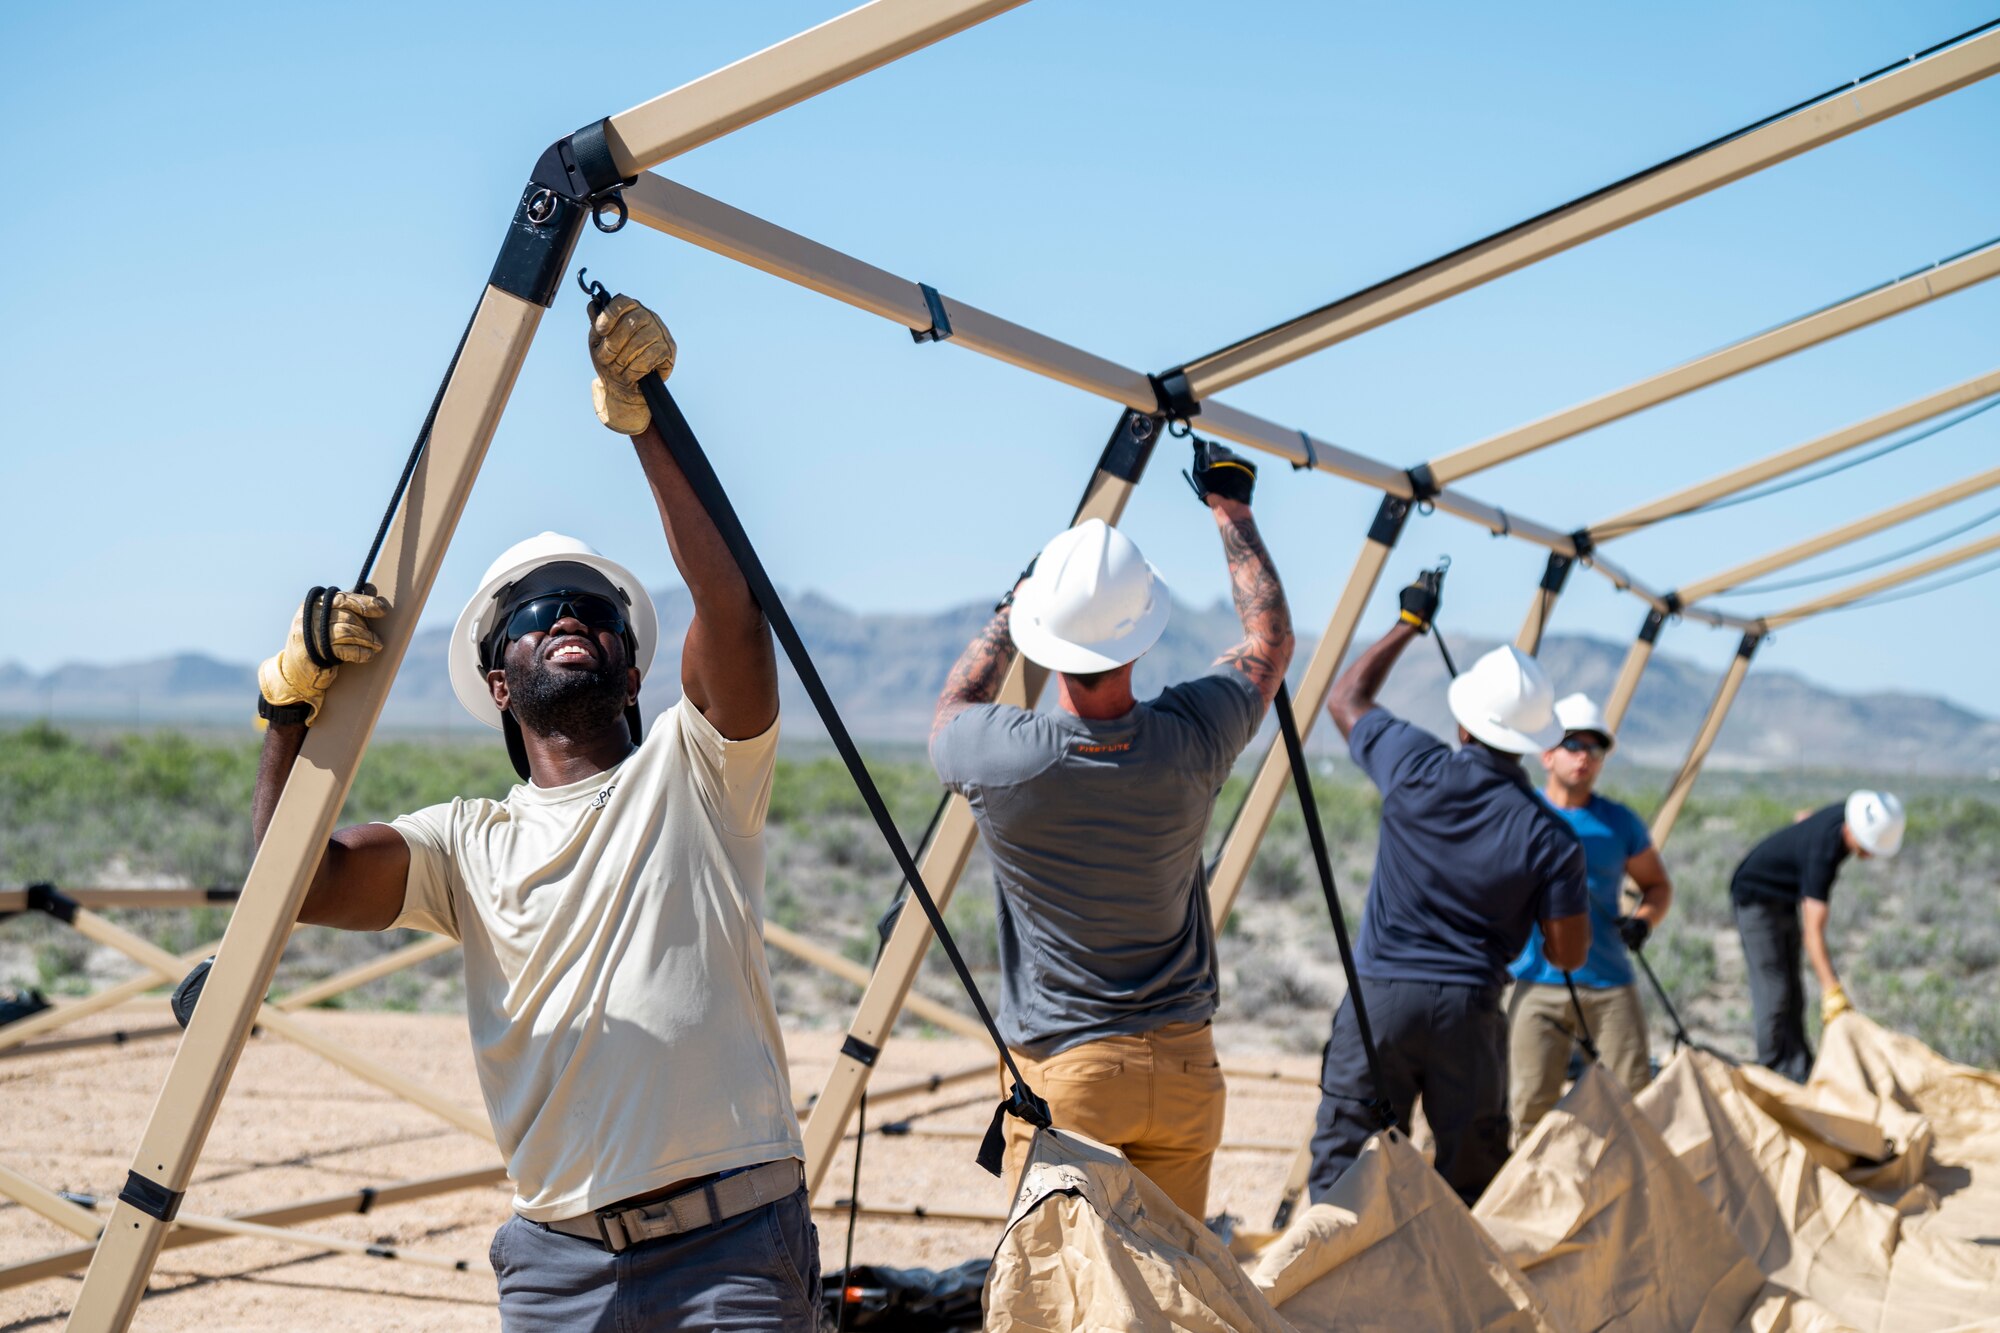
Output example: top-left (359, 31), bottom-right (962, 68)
top-left (448, 547), bottom-right (659, 730)
top-left (1007, 564), bottom-right (1172, 674)
top-left (1447, 674), bottom-right (1564, 755)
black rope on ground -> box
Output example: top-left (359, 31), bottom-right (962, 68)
top-left (1562, 971), bottom-right (1600, 1063)
top-left (1272, 683), bottom-right (1395, 1131)
top-left (619, 304), bottom-right (1047, 1177)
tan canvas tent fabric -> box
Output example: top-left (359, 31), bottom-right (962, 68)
top-left (1735, 1060), bottom-right (1934, 1194)
top-left (1248, 1129), bottom-right (1562, 1332)
top-left (1473, 1062), bottom-right (1853, 1333)
top-left (984, 1128), bottom-right (1297, 1333)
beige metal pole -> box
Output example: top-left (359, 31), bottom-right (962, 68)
top-left (1603, 608), bottom-right (1670, 733)
top-left (1425, 239), bottom-right (2000, 488)
top-left (1675, 463), bottom-right (2000, 603)
top-left (798, 412), bottom-right (1156, 1198)
top-left (1650, 633), bottom-right (1761, 849)
top-left (766, 920), bottom-right (987, 1043)
top-left (1762, 528), bottom-right (2000, 628)
top-left (272, 934), bottom-right (459, 1012)
top-left (67, 286), bottom-right (541, 1331)
top-left (1175, 25), bottom-right (2000, 398)
top-left (0, 941), bottom-right (215, 1053)
top-left (600, 0), bottom-right (1027, 174)
top-left (1514, 551), bottom-right (1579, 654)
top-left (1591, 370), bottom-right (2000, 541)
top-left (1207, 502), bottom-right (1410, 928)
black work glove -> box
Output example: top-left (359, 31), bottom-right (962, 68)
top-left (1183, 439), bottom-right (1257, 506)
top-left (1618, 916), bottom-right (1652, 952)
top-left (1397, 566), bottom-right (1445, 634)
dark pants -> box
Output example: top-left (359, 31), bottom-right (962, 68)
top-left (1735, 897), bottom-right (1813, 1083)
top-left (1309, 977), bottom-right (1510, 1207)
top-left (492, 1186), bottom-right (821, 1331)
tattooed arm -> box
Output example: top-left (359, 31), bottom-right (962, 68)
top-left (1211, 498), bottom-right (1295, 706)
top-left (933, 602), bottom-right (1017, 739)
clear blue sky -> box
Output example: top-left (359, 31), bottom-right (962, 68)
top-left (4, 2), bottom-right (1997, 715)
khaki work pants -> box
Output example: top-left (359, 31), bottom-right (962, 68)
top-left (1507, 982), bottom-right (1650, 1145)
top-left (1000, 1020), bottom-right (1226, 1221)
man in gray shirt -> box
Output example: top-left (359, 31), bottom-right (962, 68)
top-left (930, 440), bottom-right (1293, 1219)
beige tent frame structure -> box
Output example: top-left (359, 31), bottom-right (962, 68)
top-left (44, 3), bottom-right (1999, 1325)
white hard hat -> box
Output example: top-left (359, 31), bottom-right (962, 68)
top-left (1008, 518), bottom-right (1171, 674)
top-left (1553, 692), bottom-right (1613, 746)
top-left (447, 532), bottom-right (659, 730)
top-left (1447, 645), bottom-right (1562, 755)
top-left (1845, 789), bottom-right (1906, 858)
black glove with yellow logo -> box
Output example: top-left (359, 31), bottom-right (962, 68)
top-left (1184, 439), bottom-right (1257, 506)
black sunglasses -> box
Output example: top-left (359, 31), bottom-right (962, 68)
top-left (1558, 735), bottom-right (1608, 756)
top-left (485, 590), bottom-right (631, 667)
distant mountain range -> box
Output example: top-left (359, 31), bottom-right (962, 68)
top-left (5, 588), bottom-right (1997, 777)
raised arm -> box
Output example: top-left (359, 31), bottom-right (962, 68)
top-left (934, 599), bottom-right (1016, 739)
top-left (1327, 620), bottom-right (1420, 739)
top-left (591, 293), bottom-right (777, 740)
top-left (252, 591), bottom-right (411, 931)
top-left (1210, 499), bottom-right (1294, 706)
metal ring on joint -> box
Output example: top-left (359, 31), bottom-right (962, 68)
top-left (591, 193), bottom-right (628, 233)
top-left (1167, 418), bottom-right (1193, 439)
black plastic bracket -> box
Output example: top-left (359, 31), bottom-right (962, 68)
top-left (490, 117), bottom-right (633, 308)
top-left (26, 884), bottom-right (78, 924)
top-left (1096, 409), bottom-right (1163, 485)
top-left (1661, 591), bottom-right (1684, 617)
top-left (840, 1034), bottom-right (881, 1067)
top-left (1569, 528), bottom-right (1597, 560)
top-left (1148, 368), bottom-right (1200, 421)
top-left (118, 1171), bottom-right (184, 1223)
top-left (1403, 463), bottom-right (1440, 504)
top-left (1638, 607), bottom-right (1668, 644)
top-left (355, 1186), bottom-right (378, 1215)
top-left (1366, 493), bottom-right (1414, 548)
top-left (909, 283), bottom-right (954, 343)
top-left (1736, 631), bottom-right (1763, 659)
top-left (1539, 552), bottom-right (1575, 593)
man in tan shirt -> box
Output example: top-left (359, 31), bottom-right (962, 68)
top-left (251, 293), bottom-right (816, 1329)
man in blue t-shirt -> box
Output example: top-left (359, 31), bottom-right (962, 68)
top-left (1506, 693), bottom-right (1674, 1141)
top-left (1307, 580), bottom-right (1589, 1206)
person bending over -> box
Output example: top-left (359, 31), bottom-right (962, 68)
top-left (1308, 582), bottom-right (1588, 1206)
top-left (1730, 790), bottom-right (1904, 1082)
top-left (1507, 693), bottom-right (1673, 1142)
top-left (928, 440), bottom-right (1293, 1220)
top-left (250, 293), bottom-right (816, 1330)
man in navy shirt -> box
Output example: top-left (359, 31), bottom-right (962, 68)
top-left (1307, 577), bottom-right (1589, 1205)
top-left (1508, 693), bottom-right (1674, 1142)
top-left (1730, 790), bottom-right (1904, 1082)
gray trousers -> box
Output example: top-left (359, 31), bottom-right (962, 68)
top-left (1735, 897), bottom-right (1813, 1083)
top-left (1309, 977), bottom-right (1510, 1206)
top-left (491, 1186), bottom-right (820, 1331)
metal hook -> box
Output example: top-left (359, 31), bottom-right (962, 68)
top-left (577, 268), bottom-right (613, 315)
top-left (1435, 554), bottom-right (1451, 573)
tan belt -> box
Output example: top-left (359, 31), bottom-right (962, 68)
top-left (537, 1159), bottom-right (804, 1253)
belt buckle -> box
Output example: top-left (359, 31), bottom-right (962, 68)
top-left (594, 1208), bottom-right (631, 1253)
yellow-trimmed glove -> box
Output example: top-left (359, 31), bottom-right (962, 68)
top-left (1821, 983), bottom-right (1854, 1026)
top-left (588, 293), bottom-right (677, 435)
top-left (257, 591), bottom-right (389, 724)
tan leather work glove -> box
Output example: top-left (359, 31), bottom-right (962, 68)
top-left (1821, 983), bottom-right (1855, 1027)
top-left (589, 293), bottom-right (677, 435)
top-left (257, 591), bottom-right (390, 723)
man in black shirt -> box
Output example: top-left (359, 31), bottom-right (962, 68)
top-left (1730, 789), bottom-right (1905, 1081)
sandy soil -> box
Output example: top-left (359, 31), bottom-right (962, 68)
top-left (0, 1004), bottom-right (1320, 1331)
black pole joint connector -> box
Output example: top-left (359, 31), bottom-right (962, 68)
top-left (840, 1034), bottom-right (882, 1068)
top-left (1661, 591), bottom-right (1684, 617)
top-left (25, 883), bottom-right (78, 924)
top-left (1638, 606), bottom-right (1668, 644)
top-left (117, 1171), bottom-right (184, 1223)
top-left (1096, 409), bottom-right (1163, 485)
top-left (1569, 527), bottom-right (1596, 560)
top-left (1147, 369), bottom-right (1200, 422)
top-left (1736, 630), bottom-right (1763, 659)
top-left (492, 117), bottom-right (635, 308)
top-left (1403, 463), bottom-right (1441, 504)
top-left (1539, 551), bottom-right (1575, 593)
top-left (909, 283), bottom-right (954, 343)
top-left (1367, 493), bottom-right (1414, 547)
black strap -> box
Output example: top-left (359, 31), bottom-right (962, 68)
top-left (1561, 971), bottom-right (1600, 1063)
top-left (1630, 944), bottom-right (1691, 1049)
top-left (632, 371), bottom-right (1049, 1175)
top-left (1272, 684), bottom-right (1395, 1130)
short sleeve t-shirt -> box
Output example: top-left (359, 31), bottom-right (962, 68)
top-left (390, 699), bottom-right (800, 1222)
top-left (1348, 708), bottom-right (1588, 989)
top-left (1511, 794), bottom-right (1652, 989)
top-left (1730, 803), bottom-right (1849, 906)
top-left (930, 668), bottom-right (1264, 1059)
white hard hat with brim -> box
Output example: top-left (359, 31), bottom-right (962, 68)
top-left (1007, 518), bottom-right (1172, 674)
top-left (1447, 645), bottom-right (1563, 754)
top-left (448, 532), bottom-right (659, 730)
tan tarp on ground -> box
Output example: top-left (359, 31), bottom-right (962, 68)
top-left (1247, 1129), bottom-right (1561, 1332)
top-left (1473, 1062), bottom-right (1853, 1333)
top-left (1734, 1060), bottom-right (1935, 1195)
top-left (984, 1128), bottom-right (1296, 1332)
